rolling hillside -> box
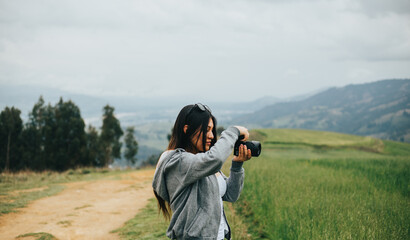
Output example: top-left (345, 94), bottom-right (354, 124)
top-left (237, 79), bottom-right (410, 142)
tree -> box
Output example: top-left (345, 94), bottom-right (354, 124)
top-left (124, 126), bottom-right (138, 164)
top-left (21, 96), bottom-right (89, 171)
top-left (20, 125), bottom-right (40, 170)
top-left (24, 96), bottom-right (47, 170)
top-left (0, 107), bottom-right (23, 172)
top-left (85, 125), bottom-right (104, 167)
top-left (52, 98), bottom-right (87, 170)
top-left (100, 105), bottom-right (123, 166)
top-left (41, 103), bottom-right (57, 169)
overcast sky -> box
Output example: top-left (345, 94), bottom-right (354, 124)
top-left (1, 0), bottom-right (409, 102)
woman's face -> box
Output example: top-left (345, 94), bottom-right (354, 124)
top-left (191, 118), bottom-right (214, 153)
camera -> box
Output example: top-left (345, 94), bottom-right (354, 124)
top-left (234, 140), bottom-right (262, 157)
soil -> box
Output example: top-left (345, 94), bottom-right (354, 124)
top-left (0, 169), bottom-right (155, 240)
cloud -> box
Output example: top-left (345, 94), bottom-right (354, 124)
top-left (0, 0), bottom-right (409, 101)
top-left (325, 11), bottom-right (410, 61)
top-left (355, 0), bottom-right (410, 16)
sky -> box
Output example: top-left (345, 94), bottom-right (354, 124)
top-left (1, 0), bottom-right (410, 102)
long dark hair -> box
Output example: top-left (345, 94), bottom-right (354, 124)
top-left (168, 104), bottom-right (217, 152)
top-left (155, 104), bottom-right (217, 219)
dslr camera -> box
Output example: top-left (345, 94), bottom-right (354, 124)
top-left (234, 136), bottom-right (262, 157)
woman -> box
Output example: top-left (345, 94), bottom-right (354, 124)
top-left (152, 103), bottom-right (252, 239)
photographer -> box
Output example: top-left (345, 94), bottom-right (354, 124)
top-left (152, 103), bottom-right (252, 240)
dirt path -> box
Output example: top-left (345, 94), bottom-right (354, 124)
top-left (0, 169), bottom-right (155, 240)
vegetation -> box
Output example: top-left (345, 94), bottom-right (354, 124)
top-left (2, 80), bottom-right (409, 238)
top-left (0, 97), bottom-right (138, 172)
top-left (114, 128), bottom-right (410, 239)
top-left (100, 105), bottom-right (124, 166)
top-left (0, 106), bottom-right (23, 172)
top-left (16, 232), bottom-right (58, 240)
top-left (124, 126), bottom-right (138, 164)
top-left (234, 128), bottom-right (410, 239)
top-left (2, 126), bottom-right (408, 239)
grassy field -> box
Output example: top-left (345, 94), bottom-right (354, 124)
top-left (114, 129), bottom-right (409, 239)
top-left (235, 129), bottom-right (410, 239)
top-left (2, 128), bottom-right (409, 239)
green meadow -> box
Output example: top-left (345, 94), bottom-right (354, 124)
top-left (234, 129), bottom-right (410, 239)
top-left (3, 129), bottom-right (408, 239)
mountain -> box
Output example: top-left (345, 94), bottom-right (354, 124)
top-left (0, 84), bottom-right (192, 125)
top-left (0, 84), bottom-right (299, 158)
top-left (236, 79), bottom-right (410, 142)
top-left (0, 84), bottom-right (310, 129)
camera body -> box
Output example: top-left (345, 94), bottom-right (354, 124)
top-left (234, 140), bottom-right (262, 157)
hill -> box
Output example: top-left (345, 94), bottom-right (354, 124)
top-left (237, 79), bottom-right (410, 142)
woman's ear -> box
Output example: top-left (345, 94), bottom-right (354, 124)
top-left (183, 125), bottom-right (188, 134)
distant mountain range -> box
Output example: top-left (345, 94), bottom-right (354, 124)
top-left (0, 84), bottom-right (316, 126)
top-left (0, 83), bottom-right (318, 162)
top-left (235, 79), bottom-right (410, 142)
top-left (2, 79), bottom-right (409, 155)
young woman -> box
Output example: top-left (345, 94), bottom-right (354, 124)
top-left (152, 103), bottom-right (252, 240)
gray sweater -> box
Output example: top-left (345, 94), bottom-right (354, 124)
top-left (152, 126), bottom-right (244, 240)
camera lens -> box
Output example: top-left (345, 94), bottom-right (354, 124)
top-left (234, 140), bottom-right (262, 157)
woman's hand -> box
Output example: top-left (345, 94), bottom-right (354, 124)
top-left (233, 126), bottom-right (251, 162)
top-left (234, 126), bottom-right (249, 141)
top-left (233, 144), bottom-right (252, 162)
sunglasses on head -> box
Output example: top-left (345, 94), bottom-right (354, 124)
top-left (187, 103), bottom-right (212, 116)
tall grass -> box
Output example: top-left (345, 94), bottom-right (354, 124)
top-left (235, 129), bottom-right (410, 239)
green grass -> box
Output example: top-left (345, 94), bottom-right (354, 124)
top-left (12, 129), bottom-right (405, 239)
top-left (0, 168), bottom-right (132, 215)
top-left (235, 129), bottom-right (410, 239)
top-left (254, 128), bottom-right (386, 153)
top-left (116, 129), bottom-right (410, 239)
top-left (16, 232), bottom-right (58, 240)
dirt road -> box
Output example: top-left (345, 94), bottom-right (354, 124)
top-left (0, 169), bottom-right (155, 240)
